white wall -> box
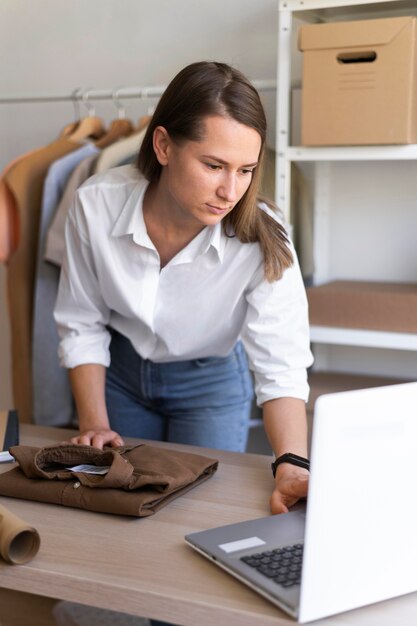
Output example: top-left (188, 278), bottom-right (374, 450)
top-left (0, 0), bottom-right (278, 170)
top-left (0, 0), bottom-right (278, 407)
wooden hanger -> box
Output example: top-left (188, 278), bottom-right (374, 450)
top-left (94, 118), bottom-right (134, 149)
top-left (68, 116), bottom-right (106, 143)
top-left (59, 121), bottom-right (79, 138)
top-left (67, 89), bottom-right (107, 143)
top-left (61, 89), bottom-right (83, 139)
top-left (93, 89), bottom-right (136, 148)
top-left (137, 114), bottom-right (152, 132)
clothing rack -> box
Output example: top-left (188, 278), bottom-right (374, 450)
top-left (0, 79), bottom-right (276, 106)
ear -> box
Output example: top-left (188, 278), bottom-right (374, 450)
top-left (152, 126), bottom-right (171, 166)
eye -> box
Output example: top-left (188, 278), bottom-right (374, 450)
top-left (240, 167), bottom-right (256, 175)
top-left (205, 163), bottom-right (221, 170)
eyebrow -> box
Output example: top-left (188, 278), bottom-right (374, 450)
top-left (201, 154), bottom-right (259, 168)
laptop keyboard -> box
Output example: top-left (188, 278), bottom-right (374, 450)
top-left (240, 543), bottom-right (303, 587)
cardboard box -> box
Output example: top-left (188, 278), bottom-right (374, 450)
top-left (299, 16), bottom-right (417, 145)
top-left (307, 280), bottom-right (417, 333)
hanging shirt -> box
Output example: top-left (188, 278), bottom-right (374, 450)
top-left (44, 153), bottom-right (99, 267)
top-left (3, 137), bottom-right (81, 423)
top-left (92, 126), bottom-right (146, 174)
top-left (54, 165), bottom-right (313, 406)
top-left (32, 142), bottom-right (100, 427)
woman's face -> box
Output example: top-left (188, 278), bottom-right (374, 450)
top-left (154, 114), bottom-right (262, 229)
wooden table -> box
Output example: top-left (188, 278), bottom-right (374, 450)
top-left (1, 425), bottom-right (417, 626)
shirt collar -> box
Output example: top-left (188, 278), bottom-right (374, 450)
top-left (110, 177), bottom-right (155, 249)
top-left (202, 222), bottom-right (226, 263)
top-left (111, 175), bottom-right (226, 263)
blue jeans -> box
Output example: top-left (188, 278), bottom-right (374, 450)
top-left (105, 330), bottom-right (254, 452)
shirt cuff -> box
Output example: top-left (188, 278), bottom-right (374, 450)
top-left (58, 331), bottom-right (111, 369)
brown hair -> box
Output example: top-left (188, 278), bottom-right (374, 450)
top-left (137, 61), bottom-right (293, 281)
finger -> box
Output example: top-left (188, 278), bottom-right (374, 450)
top-left (109, 437), bottom-right (124, 448)
top-left (270, 500), bottom-right (289, 515)
top-left (78, 434), bottom-right (93, 446)
top-left (270, 492), bottom-right (289, 515)
top-left (91, 434), bottom-right (105, 449)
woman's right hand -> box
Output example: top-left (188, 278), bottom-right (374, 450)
top-left (70, 429), bottom-right (125, 449)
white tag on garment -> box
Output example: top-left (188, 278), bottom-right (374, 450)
top-left (66, 464), bottom-right (110, 475)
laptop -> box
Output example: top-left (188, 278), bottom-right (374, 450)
top-left (185, 382), bottom-right (417, 622)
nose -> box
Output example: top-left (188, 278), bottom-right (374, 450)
top-left (217, 173), bottom-right (238, 203)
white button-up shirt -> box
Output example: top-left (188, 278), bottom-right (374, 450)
top-left (54, 165), bottom-right (313, 405)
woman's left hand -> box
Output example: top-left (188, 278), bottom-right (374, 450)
top-left (270, 464), bottom-right (309, 515)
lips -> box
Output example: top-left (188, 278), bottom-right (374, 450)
top-left (206, 204), bottom-right (231, 215)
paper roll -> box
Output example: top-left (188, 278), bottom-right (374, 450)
top-left (0, 504), bottom-right (40, 564)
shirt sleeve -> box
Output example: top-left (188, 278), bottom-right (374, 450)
top-left (54, 192), bottom-right (112, 368)
top-left (240, 243), bottom-right (314, 406)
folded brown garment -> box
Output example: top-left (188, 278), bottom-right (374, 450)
top-left (0, 444), bottom-right (218, 517)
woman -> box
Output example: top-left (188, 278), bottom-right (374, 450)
top-left (54, 61), bottom-right (313, 515)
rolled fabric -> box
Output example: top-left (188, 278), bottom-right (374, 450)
top-left (0, 504), bottom-right (40, 564)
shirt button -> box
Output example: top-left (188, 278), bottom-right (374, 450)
top-left (73, 481), bottom-right (80, 489)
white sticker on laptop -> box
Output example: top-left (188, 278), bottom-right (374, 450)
top-left (218, 537), bottom-right (266, 553)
